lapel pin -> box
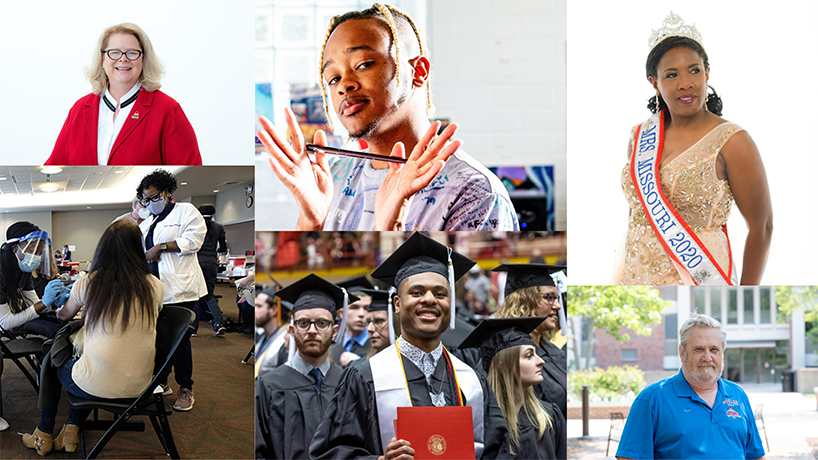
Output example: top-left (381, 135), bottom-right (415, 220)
top-left (131, 111), bottom-right (140, 120)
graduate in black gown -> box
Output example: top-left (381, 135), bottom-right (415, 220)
top-left (331, 276), bottom-right (374, 366)
top-left (493, 264), bottom-right (568, 420)
top-left (310, 232), bottom-right (485, 460)
top-left (255, 274), bottom-right (358, 460)
top-left (460, 317), bottom-right (567, 460)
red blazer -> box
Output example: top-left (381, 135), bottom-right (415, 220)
top-left (45, 90), bottom-right (202, 165)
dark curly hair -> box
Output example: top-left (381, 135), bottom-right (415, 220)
top-left (0, 221), bottom-right (41, 314)
top-left (136, 169), bottom-right (177, 200)
top-left (645, 36), bottom-right (723, 117)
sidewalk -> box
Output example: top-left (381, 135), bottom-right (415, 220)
top-left (567, 386), bottom-right (818, 460)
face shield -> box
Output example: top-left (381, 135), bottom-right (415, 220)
top-left (7, 230), bottom-right (56, 278)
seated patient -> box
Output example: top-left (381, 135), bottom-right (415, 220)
top-left (22, 219), bottom-right (164, 455)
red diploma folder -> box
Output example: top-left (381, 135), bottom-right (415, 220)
top-left (395, 406), bottom-right (475, 460)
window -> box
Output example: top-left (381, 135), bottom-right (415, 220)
top-left (710, 287), bottom-right (722, 322)
top-left (621, 349), bottom-right (637, 361)
top-left (664, 314), bottom-right (678, 339)
top-left (743, 288), bottom-right (754, 325)
top-left (727, 288), bottom-right (738, 324)
top-left (693, 287), bottom-right (705, 313)
top-left (760, 288), bottom-right (771, 324)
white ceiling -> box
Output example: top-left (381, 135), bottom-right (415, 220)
top-left (0, 166), bottom-right (253, 213)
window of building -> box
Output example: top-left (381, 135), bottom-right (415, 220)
top-left (710, 286), bottom-right (722, 322)
top-left (759, 287), bottom-right (771, 324)
top-left (693, 287), bottom-right (705, 314)
top-left (727, 287), bottom-right (738, 324)
top-left (664, 314), bottom-right (678, 339)
top-left (743, 288), bottom-right (754, 325)
top-left (621, 349), bottom-right (637, 361)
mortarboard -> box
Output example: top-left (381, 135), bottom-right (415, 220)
top-left (275, 274), bottom-right (359, 345)
top-left (336, 276), bottom-right (375, 295)
top-left (361, 288), bottom-right (396, 345)
top-left (458, 316), bottom-right (547, 373)
top-left (371, 232), bottom-right (475, 329)
top-left (492, 263), bottom-right (566, 298)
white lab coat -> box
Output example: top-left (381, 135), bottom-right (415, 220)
top-left (140, 202), bottom-right (207, 304)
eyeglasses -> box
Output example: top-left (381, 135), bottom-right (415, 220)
top-left (294, 318), bottom-right (333, 332)
top-left (139, 193), bottom-right (163, 207)
top-left (366, 317), bottom-right (387, 327)
top-left (542, 293), bottom-right (559, 303)
top-left (104, 49), bottom-right (143, 61)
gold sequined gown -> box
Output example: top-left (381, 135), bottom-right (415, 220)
top-left (618, 121), bottom-right (742, 285)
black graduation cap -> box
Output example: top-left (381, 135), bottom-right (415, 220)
top-left (371, 232), bottom-right (475, 330)
top-left (371, 232), bottom-right (475, 288)
top-left (458, 317), bottom-right (547, 373)
top-left (359, 288), bottom-right (391, 312)
top-left (492, 263), bottom-right (566, 298)
top-left (275, 274), bottom-right (359, 318)
top-left (336, 276), bottom-right (375, 295)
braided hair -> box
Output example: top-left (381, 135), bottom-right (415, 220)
top-left (318, 3), bottom-right (433, 132)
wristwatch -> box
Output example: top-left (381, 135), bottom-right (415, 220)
top-left (160, 243), bottom-right (168, 251)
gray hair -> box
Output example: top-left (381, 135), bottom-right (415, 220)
top-left (679, 314), bottom-right (727, 353)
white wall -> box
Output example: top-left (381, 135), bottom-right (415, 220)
top-left (52, 209), bottom-right (127, 261)
top-left (217, 185), bottom-right (255, 224)
top-left (1, 212), bottom-right (53, 240)
top-left (429, 0), bottom-right (567, 229)
top-left (0, 0), bottom-right (253, 165)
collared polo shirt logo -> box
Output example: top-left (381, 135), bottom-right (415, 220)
top-left (722, 398), bottom-right (739, 406)
top-left (725, 407), bottom-right (741, 419)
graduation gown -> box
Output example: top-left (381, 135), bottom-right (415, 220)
top-left (535, 339), bottom-right (567, 420)
top-left (310, 352), bottom-right (479, 459)
top-left (495, 401), bottom-right (566, 460)
top-left (330, 338), bottom-right (371, 367)
top-left (255, 363), bottom-right (342, 460)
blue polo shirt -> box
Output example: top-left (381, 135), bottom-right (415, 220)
top-left (616, 371), bottom-right (765, 459)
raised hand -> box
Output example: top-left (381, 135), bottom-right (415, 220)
top-left (258, 108), bottom-right (333, 230)
top-left (374, 122), bottom-right (462, 230)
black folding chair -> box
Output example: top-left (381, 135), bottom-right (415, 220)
top-left (67, 306), bottom-right (195, 459)
top-left (0, 325), bottom-right (44, 417)
top-left (606, 412), bottom-right (626, 456)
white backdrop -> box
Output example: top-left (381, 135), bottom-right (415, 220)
top-left (567, 0), bottom-right (818, 285)
top-left (0, 0), bottom-right (253, 165)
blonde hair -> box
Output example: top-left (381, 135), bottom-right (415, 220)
top-left (496, 286), bottom-right (559, 341)
top-left (318, 3), bottom-right (434, 132)
top-left (86, 23), bottom-right (165, 95)
top-left (488, 346), bottom-right (552, 454)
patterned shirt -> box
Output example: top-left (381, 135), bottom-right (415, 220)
top-left (398, 336), bottom-right (446, 407)
top-left (324, 150), bottom-right (519, 231)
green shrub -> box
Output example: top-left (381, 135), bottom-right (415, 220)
top-left (568, 365), bottom-right (646, 401)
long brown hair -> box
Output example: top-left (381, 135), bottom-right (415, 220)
top-left (488, 346), bottom-right (551, 455)
top-left (84, 220), bottom-right (157, 332)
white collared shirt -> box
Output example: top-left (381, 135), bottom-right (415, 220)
top-left (97, 82), bottom-right (142, 165)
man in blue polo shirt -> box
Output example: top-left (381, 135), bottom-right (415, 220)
top-left (617, 314), bottom-right (766, 460)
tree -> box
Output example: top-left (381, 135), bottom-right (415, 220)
top-left (569, 286), bottom-right (672, 372)
top-left (774, 286), bottom-right (818, 345)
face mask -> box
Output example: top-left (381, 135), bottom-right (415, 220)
top-left (147, 198), bottom-right (166, 216)
top-left (138, 207), bottom-right (152, 220)
top-left (18, 252), bottom-right (42, 273)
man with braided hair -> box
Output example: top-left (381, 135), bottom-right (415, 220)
top-left (259, 4), bottom-right (518, 231)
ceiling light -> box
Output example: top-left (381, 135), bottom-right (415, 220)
top-left (114, 170), bottom-right (124, 174)
top-left (40, 167), bottom-right (63, 174)
top-left (180, 182), bottom-right (188, 186)
top-left (213, 189), bottom-right (219, 193)
top-left (0, 177), bottom-right (6, 181)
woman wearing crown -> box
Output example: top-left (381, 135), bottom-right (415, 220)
top-left (616, 12), bottom-right (772, 285)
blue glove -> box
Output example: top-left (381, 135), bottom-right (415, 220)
top-left (41, 279), bottom-right (64, 309)
top-left (53, 283), bottom-right (73, 309)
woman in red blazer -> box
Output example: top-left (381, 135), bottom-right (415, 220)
top-left (45, 23), bottom-right (202, 166)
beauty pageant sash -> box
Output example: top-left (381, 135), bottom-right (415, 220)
top-left (371, 344), bottom-right (484, 457)
top-left (630, 110), bottom-right (732, 285)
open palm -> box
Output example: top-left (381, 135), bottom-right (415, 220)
top-left (374, 122), bottom-right (462, 230)
top-left (258, 108), bottom-right (333, 230)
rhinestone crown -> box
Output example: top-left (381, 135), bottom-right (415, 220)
top-left (648, 12), bottom-right (703, 50)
